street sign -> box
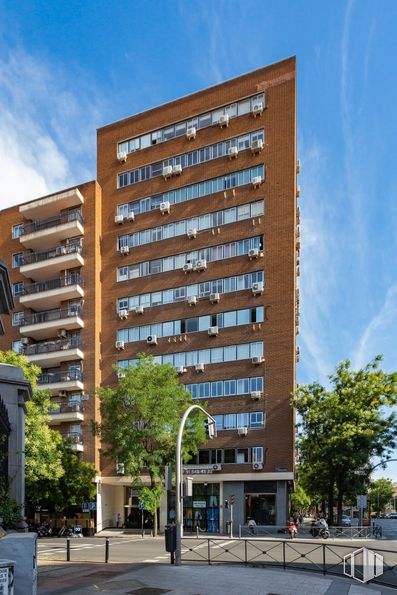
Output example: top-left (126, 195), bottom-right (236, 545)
top-left (357, 495), bottom-right (368, 508)
top-left (230, 494), bottom-right (235, 504)
top-left (138, 502), bottom-right (145, 510)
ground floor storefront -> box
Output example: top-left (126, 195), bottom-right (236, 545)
top-left (96, 472), bottom-right (293, 534)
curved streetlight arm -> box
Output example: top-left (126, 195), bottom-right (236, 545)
top-left (175, 404), bottom-right (216, 566)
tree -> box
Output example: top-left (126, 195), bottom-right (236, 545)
top-left (294, 356), bottom-right (397, 525)
top-left (0, 351), bottom-right (96, 516)
top-left (369, 478), bottom-right (394, 514)
top-left (290, 482), bottom-right (312, 515)
top-left (95, 355), bottom-right (207, 536)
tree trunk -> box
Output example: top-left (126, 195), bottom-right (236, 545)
top-left (153, 507), bottom-right (158, 537)
top-left (327, 484), bottom-right (334, 526)
top-left (336, 479), bottom-right (343, 526)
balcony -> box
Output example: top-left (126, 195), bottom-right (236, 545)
top-left (61, 431), bottom-right (84, 452)
top-left (19, 187), bottom-right (84, 220)
top-left (48, 402), bottom-right (84, 425)
top-left (19, 210), bottom-right (84, 250)
top-left (38, 370), bottom-right (84, 394)
top-left (23, 338), bottom-right (84, 367)
top-left (20, 306), bottom-right (84, 340)
top-left (19, 274), bottom-right (84, 309)
top-left (20, 243), bottom-right (84, 281)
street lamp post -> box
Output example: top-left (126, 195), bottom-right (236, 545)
top-left (175, 404), bottom-right (216, 566)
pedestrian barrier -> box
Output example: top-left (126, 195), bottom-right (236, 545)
top-left (239, 524), bottom-right (372, 539)
top-left (180, 536), bottom-right (397, 589)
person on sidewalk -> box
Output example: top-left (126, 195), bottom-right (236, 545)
top-left (248, 518), bottom-right (257, 535)
top-left (116, 513), bottom-right (121, 528)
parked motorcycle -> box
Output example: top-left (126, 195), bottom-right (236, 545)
top-left (37, 522), bottom-right (53, 537)
top-left (310, 519), bottom-right (330, 539)
top-left (288, 521), bottom-right (298, 539)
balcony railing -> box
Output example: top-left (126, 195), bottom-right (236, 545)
top-left (24, 338), bottom-right (82, 356)
top-left (20, 209), bottom-right (84, 236)
top-left (38, 370), bottom-right (83, 384)
top-left (49, 402), bottom-right (84, 414)
top-left (20, 306), bottom-right (83, 326)
top-left (61, 432), bottom-right (83, 444)
top-left (21, 274), bottom-right (83, 296)
top-left (21, 243), bottom-right (83, 265)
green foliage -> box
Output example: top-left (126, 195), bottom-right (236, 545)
top-left (290, 482), bottom-right (312, 514)
top-left (96, 354), bottom-right (207, 534)
top-left (369, 478), bottom-right (394, 513)
top-left (0, 486), bottom-right (22, 528)
top-left (139, 485), bottom-right (165, 516)
top-left (0, 350), bottom-right (41, 387)
top-left (293, 356), bottom-right (397, 523)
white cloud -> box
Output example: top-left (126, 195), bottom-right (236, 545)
top-left (0, 49), bottom-right (103, 209)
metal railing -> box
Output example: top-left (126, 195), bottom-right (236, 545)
top-left (21, 243), bottom-right (83, 265)
top-left (20, 209), bottom-right (84, 236)
top-left (49, 402), bottom-right (84, 414)
top-left (239, 524), bottom-right (372, 540)
top-left (21, 274), bottom-right (83, 296)
top-left (180, 536), bottom-right (397, 588)
top-left (38, 370), bottom-right (83, 384)
top-left (21, 306), bottom-right (83, 326)
top-left (24, 338), bottom-right (82, 356)
top-left (61, 432), bottom-right (83, 444)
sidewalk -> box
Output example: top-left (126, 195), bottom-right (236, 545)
top-left (38, 561), bottom-right (397, 595)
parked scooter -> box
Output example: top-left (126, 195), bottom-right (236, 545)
top-left (288, 520), bottom-right (298, 539)
top-left (37, 522), bottom-right (53, 537)
top-left (58, 524), bottom-right (82, 538)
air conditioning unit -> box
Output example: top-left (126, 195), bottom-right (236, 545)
top-left (251, 139), bottom-right (264, 154)
top-left (208, 326), bottom-right (219, 337)
top-left (248, 248), bottom-right (260, 259)
top-left (135, 305), bottom-right (144, 315)
top-left (186, 126), bottom-right (196, 140)
top-left (194, 259), bottom-right (207, 271)
top-left (81, 394), bottom-right (89, 401)
top-left (117, 151), bottom-right (127, 163)
top-left (117, 370), bottom-right (126, 379)
top-left (118, 309), bottom-right (129, 320)
top-left (187, 228), bottom-right (197, 239)
top-left (252, 356), bottom-right (264, 365)
top-left (252, 282), bottom-right (264, 296)
top-left (252, 102), bottom-right (264, 117)
top-left (114, 214), bottom-right (125, 225)
top-left (176, 366), bottom-right (187, 374)
top-left (57, 245), bottom-right (67, 255)
top-left (60, 342), bottom-right (71, 350)
top-left (252, 176), bottom-right (262, 188)
top-left (172, 164), bottom-right (182, 176)
top-left (195, 363), bottom-right (205, 372)
top-left (21, 337), bottom-right (30, 346)
top-left (116, 463), bottom-right (125, 475)
top-left (228, 146), bottom-right (238, 159)
top-left (120, 245), bottom-right (130, 255)
top-left (146, 335), bottom-right (157, 345)
top-left (188, 295), bottom-right (197, 306)
top-left (59, 390), bottom-right (67, 398)
top-left (218, 114), bottom-right (230, 128)
top-left (253, 462), bottom-right (263, 471)
top-left (296, 185), bottom-right (301, 198)
top-left (212, 464), bottom-right (222, 471)
top-left (250, 391), bottom-right (262, 400)
top-left (296, 159), bottom-right (301, 174)
top-left (58, 328), bottom-right (67, 338)
top-left (183, 262), bottom-right (194, 274)
top-left (162, 165), bottom-right (173, 179)
top-left (126, 212), bottom-right (135, 222)
top-left (160, 201), bottom-right (171, 214)
top-left (238, 427), bottom-right (248, 436)
top-left (115, 340), bottom-right (125, 350)
top-left (209, 292), bottom-right (220, 303)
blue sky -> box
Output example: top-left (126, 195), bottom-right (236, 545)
top-left (1, 0), bottom-right (397, 480)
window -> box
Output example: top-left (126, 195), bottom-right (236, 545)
top-left (12, 224), bottom-right (24, 239)
top-left (12, 340), bottom-right (23, 354)
top-left (12, 253), bottom-right (23, 268)
top-left (13, 282), bottom-right (24, 297)
top-left (12, 311), bottom-right (24, 326)
top-left (250, 412), bottom-right (264, 428)
top-left (252, 447), bottom-right (264, 463)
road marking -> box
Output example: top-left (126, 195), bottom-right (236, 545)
top-left (143, 559), bottom-right (159, 563)
top-left (155, 555), bottom-right (169, 559)
top-left (38, 537), bottom-right (141, 555)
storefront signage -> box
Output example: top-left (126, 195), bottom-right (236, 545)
top-left (183, 466), bottom-right (214, 475)
top-left (193, 501), bottom-right (206, 508)
top-left (0, 568), bottom-right (9, 595)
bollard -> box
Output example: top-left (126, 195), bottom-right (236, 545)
top-left (66, 538), bottom-right (70, 562)
top-left (105, 538), bottom-right (110, 563)
top-left (196, 526), bottom-right (199, 538)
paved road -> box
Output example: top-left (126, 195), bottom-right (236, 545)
top-left (38, 535), bottom-right (170, 564)
top-left (373, 519), bottom-right (397, 541)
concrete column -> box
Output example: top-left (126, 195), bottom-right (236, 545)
top-left (276, 481), bottom-right (288, 525)
top-left (223, 482), bottom-right (245, 534)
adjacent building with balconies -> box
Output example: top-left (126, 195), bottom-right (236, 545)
top-left (0, 57), bottom-right (298, 531)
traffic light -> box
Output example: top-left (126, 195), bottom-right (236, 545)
top-left (205, 419), bottom-right (216, 439)
top-left (224, 499), bottom-right (229, 509)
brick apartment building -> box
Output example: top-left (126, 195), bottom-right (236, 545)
top-left (0, 56), bottom-right (298, 531)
